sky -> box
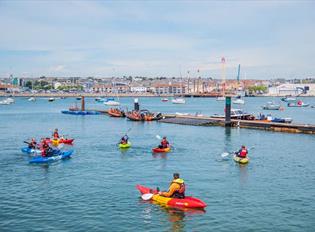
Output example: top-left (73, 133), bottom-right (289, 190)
top-left (0, 0), bottom-right (314, 79)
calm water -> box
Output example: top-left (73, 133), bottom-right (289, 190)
top-left (0, 97), bottom-right (315, 231)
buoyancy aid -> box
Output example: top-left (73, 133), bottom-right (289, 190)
top-left (239, 148), bottom-right (248, 158)
top-left (161, 139), bottom-right (169, 148)
top-left (171, 178), bottom-right (185, 198)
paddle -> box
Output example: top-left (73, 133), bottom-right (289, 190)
top-left (221, 146), bottom-right (255, 158)
top-left (141, 193), bottom-right (154, 201)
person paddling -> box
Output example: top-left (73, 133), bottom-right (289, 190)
top-left (236, 145), bottom-right (248, 159)
top-left (159, 136), bottom-right (169, 149)
top-left (28, 138), bottom-right (37, 149)
top-left (41, 140), bottom-right (53, 157)
top-left (158, 173), bottom-right (185, 199)
top-left (120, 134), bottom-right (129, 144)
top-left (52, 128), bottom-right (59, 139)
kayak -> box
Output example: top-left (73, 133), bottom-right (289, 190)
top-left (152, 147), bottom-right (171, 153)
top-left (21, 147), bottom-right (41, 155)
top-left (119, 142), bottom-right (131, 149)
top-left (233, 155), bottom-right (249, 164)
top-left (45, 138), bottom-right (74, 145)
top-left (136, 185), bottom-right (207, 209)
top-left (29, 150), bottom-right (74, 164)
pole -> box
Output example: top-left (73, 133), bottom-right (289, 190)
top-left (225, 96), bottom-right (231, 127)
top-left (134, 98), bottom-right (139, 111)
top-left (81, 96), bottom-right (85, 111)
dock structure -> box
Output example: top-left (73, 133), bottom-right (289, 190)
top-left (159, 114), bottom-right (315, 135)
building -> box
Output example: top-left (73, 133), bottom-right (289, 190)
top-left (268, 83), bottom-right (315, 96)
top-left (152, 83), bottom-right (186, 95)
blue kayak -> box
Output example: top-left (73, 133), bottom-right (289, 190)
top-left (29, 150), bottom-right (74, 164)
top-left (21, 147), bottom-right (41, 155)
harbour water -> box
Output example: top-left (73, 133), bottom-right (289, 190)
top-left (1, 97), bottom-right (315, 231)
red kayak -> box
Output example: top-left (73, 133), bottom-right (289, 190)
top-left (137, 185), bottom-right (207, 209)
top-left (152, 147), bottom-right (170, 153)
top-left (45, 138), bottom-right (74, 145)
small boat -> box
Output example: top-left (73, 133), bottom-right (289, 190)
top-left (136, 185), bottom-right (207, 209)
top-left (161, 98), bottom-right (169, 102)
top-left (175, 112), bottom-right (189, 116)
top-left (212, 109), bottom-right (255, 120)
top-left (232, 96), bottom-right (245, 104)
top-left (281, 96), bottom-right (296, 103)
top-left (76, 97), bottom-right (82, 100)
top-left (257, 113), bottom-right (292, 123)
top-left (104, 100), bottom-right (120, 106)
top-left (108, 108), bottom-right (125, 117)
top-left (126, 110), bottom-right (162, 121)
top-left (6, 98), bottom-right (15, 104)
top-left (287, 100), bottom-right (309, 107)
top-left (0, 99), bottom-right (10, 105)
top-left (262, 102), bottom-right (281, 110)
top-left (48, 97), bottom-right (55, 102)
top-left (216, 96), bottom-right (225, 101)
top-left (172, 98), bottom-right (185, 104)
top-left (28, 97), bottom-right (36, 102)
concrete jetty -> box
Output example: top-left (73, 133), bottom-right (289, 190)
top-left (159, 114), bottom-right (315, 134)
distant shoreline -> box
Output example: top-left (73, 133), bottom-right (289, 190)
top-left (1, 92), bottom-right (315, 98)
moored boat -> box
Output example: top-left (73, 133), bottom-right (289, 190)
top-left (108, 108), bottom-right (125, 117)
top-left (172, 98), bottom-right (185, 104)
top-left (104, 100), bottom-right (120, 106)
top-left (287, 100), bottom-right (309, 107)
top-left (28, 97), bottom-right (36, 102)
top-left (126, 110), bottom-right (162, 121)
top-left (262, 101), bottom-right (281, 110)
top-left (161, 98), bottom-right (169, 102)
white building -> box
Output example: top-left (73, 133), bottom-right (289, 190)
top-left (268, 83), bottom-right (315, 96)
top-left (130, 86), bottom-right (147, 93)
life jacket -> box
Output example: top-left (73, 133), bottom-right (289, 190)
top-left (171, 178), bottom-right (185, 198)
top-left (161, 139), bottom-right (169, 148)
top-left (239, 148), bottom-right (248, 158)
top-left (53, 132), bottom-right (59, 139)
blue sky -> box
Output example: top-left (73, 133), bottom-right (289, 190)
top-left (0, 1), bottom-right (314, 79)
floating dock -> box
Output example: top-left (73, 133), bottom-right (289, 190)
top-left (159, 114), bottom-right (315, 135)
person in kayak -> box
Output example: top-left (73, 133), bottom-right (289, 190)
top-left (120, 134), bottom-right (129, 144)
top-left (28, 138), bottom-right (37, 149)
top-left (41, 140), bottom-right (54, 157)
top-left (158, 136), bottom-right (169, 149)
top-left (236, 145), bottom-right (248, 158)
top-left (52, 129), bottom-right (59, 139)
top-left (158, 173), bottom-right (185, 199)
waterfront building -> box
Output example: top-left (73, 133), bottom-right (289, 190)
top-left (152, 83), bottom-right (186, 95)
top-left (268, 83), bottom-right (315, 96)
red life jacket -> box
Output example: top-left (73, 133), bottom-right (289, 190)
top-left (53, 132), bottom-right (59, 139)
top-left (239, 148), bottom-right (248, 158)
top-left (161, 139), bottom-right (169, 148)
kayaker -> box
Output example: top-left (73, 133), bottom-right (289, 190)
top-left (236, 145), bottom-right (248, 158)
top-left (120, 135), bottom-right (129, 144)
top-left (28, 138), bottom-right (37, 149)
top-left (41, 140), bottom-right (53, 157)
top-left (158, 173), bottom-right (185, 199)
top-left (159, 136), bottom-right (169, 149)
top-left (53, 129), bottom-right (59, 139)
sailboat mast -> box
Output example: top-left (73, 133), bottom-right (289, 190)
top-left (221, 57), bottom-right (226, 96)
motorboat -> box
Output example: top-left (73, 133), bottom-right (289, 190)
top-left (212, 109), bottom-right (254, 120)
top-left (287, 100), bottom-right (309, 107)
top-left (281, 96), bottom-right (296, 103)
top-left (28, 97), bottom-right (36, 102)
top-left (262, 101), bottom-right (280, 110)
top-left (216, 96), bottom-right (225, 101)
top-left (172, 98), bottom-right (185, 104)
top-left (104, 100), bottom-right (120, 106)
top-left (161, 98), bottom-right (169, 102)
top-left (48, 97), bottom-right (55, 102)
top-left (6, 98), bottom-right (15, 104)
top-left (0, 99), bottom-right (10, 105)
top-left (232, 96), bottom-right (245, 104)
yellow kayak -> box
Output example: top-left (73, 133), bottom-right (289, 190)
top-left (119, 142), bottom-right (131, 149)
top-left (233, 155), bottom-right (249, 164)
